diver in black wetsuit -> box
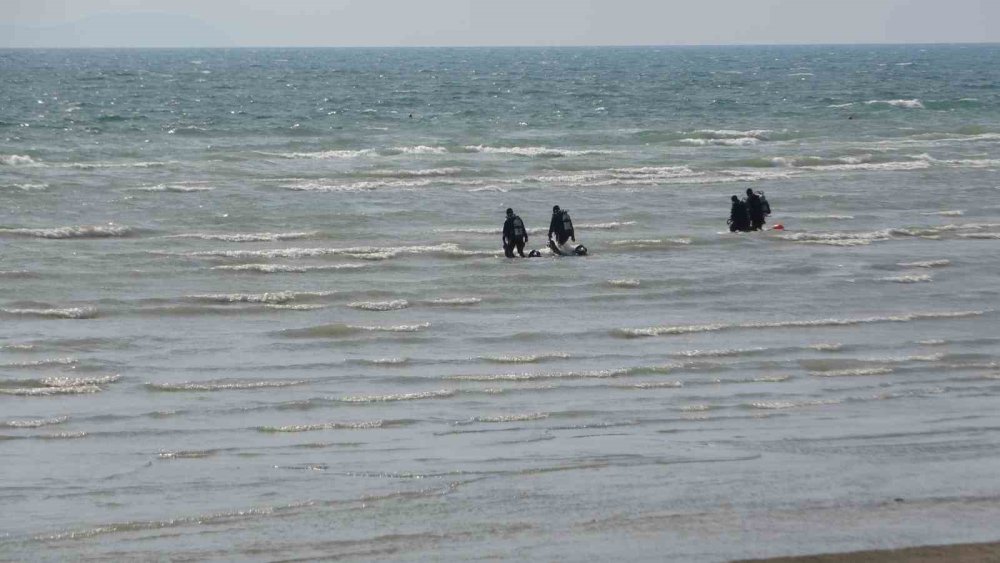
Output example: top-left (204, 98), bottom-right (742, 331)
top-left (502, 208), bottom-right (528, 258)
top-left (728, 195), bottom-right (751, 232)
top-left (548, 205), bottom-right (575, 246)
top-left (745, 188), bottom-right (766, 231)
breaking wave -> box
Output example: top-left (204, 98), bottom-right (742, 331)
top-left (0, 306), bottom-right (98, 319)
top-left (1, 416), bottom-right (69, 428)
top-left (213, 263), bottom-right (368, 273)
top-left (280, 322), bottom-right (431, 338)
top-left (146, 379), bottom-right (305, 392)
top-left (865, 99), bottom-right (924, 109)
top-left (257, 420), bottom-right (388, 432)
top-left (169, 232), bottom-right (318, 242)
top-left (615, 310), bottom-right (985, 338)
top-left (335, 389), bottom-right (455, 403)
top-left (0, 225), bottom-right (133, 239)
top-left (462, 145), bottom-right (613, 157)
top-left (0, 154), bottom-right (38, 166)
top-left (877, 274), bottom-right (933, 283)
top-left (347, 299), bottom-right (410, 311)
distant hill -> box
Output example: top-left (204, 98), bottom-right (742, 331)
top-left (0, 12), bottom-right (232, 48)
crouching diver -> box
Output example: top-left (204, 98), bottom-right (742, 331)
top-left (745, 188), bottom-right (767, 231)
top-left (502, 208), bottom-right (528, 258)
top-left (548, 205), bottom-right (576, 246)
top-left (728, 195), bottom-right (751, 232)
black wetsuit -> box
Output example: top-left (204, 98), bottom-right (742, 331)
top-left (729, 201), bottom-right (751, 232)
top-left (503, 215), bottom-right (528, 257)
top-left (548, 211), bottom-right (575, 246)
top-left (745, 192), bottom-right (766, 231)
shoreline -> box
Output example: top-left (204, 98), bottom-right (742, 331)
top-left (736, 541), bottom-right (1000, 563)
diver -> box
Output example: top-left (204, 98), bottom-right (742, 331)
top-left (744, 188), bottom-right (766, 231)
top-left (502, 208), bottom-right (528, 258)
top-left (548, 205), bottom-right (576, 246)
top-left (728, 195), bottom-right (751, 232)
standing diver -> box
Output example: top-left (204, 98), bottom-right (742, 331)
top-left (728, 195), bottom-right (751, 232)
top-left (744, 188), bottom-right (767, 231)
top-left (548, 205), bottom-right (575, 246)
top-left (502, 208), bottom-right (528, 258)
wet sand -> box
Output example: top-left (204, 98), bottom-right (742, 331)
top-left (737, 541), bottom-right (1000, 563)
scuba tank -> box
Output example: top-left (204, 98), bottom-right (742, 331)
top-left (561, 211), bottom-right (574, 233)
top-left (759, 192), bottom-right (771, 216)
top-left (511, 216), bottom-right (525, 238)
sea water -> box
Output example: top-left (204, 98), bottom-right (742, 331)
top-left (1, 45), bottom-right (999, 561)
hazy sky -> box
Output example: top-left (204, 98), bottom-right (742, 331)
top-left (2, 0), bottom-right (998, 48)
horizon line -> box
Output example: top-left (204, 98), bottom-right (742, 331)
top-left (2, 41), bottom-right (999, 50)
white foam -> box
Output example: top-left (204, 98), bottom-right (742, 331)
top-left (877, 274), bottom-right (933, 283)
top-left (1, 416), bottom-right (68, 428)
top-left (897, 259), bottom-right (950, 268)
top-left (922, 210), bottom-right (964, 217)
top-left (447, 368), bottom-right (629, 382)
top-left (269, 149), bottom-right (376, 159)
top-left (0, 306), bottom-right (98, 319)
top-left (607, 279), bottom-right (641, 288)
top-left (1, 182), bottom-right (48, 191)
top-left (865, 99), bottom-right (925, 109)
top-left (463, 145), bottom-right (613, 157)
top-left (369, 167), bottom-right (462, 177)
top-left (0, 154), bottom-right (38, 166)
top-left (172, 232), bottom-right (317, 242)
top-left (811, 367), bottom-right (894, 377)
top-left (617, 310), bottom-right (985, 338)
top-left (679, 137), bottom-right (761, 147)
top-left (671, 347), bottom-right (767, 358)
top-left (425, 297), bottom-right (482, 306)
top-left (336, 389), bottom-right (454, 403)
top-left (780, 229), bottom-right (892, 246)
top-left (258, 420), bottom-right (385, 432)
top-left (0, 224), bottom-right (133, 239)
top-left (189, 292), bottom-right (297, 304)
top-left (136, 184), bottom-right (214, 193)
top-left (176, 243), bottom-right (495, 261)
top-left (347, 299), bottom-right (410, 311)
top-left (147, 379), bottom-right (304, 392)
top-left (388, 145), bottom-right (449, 154)
top-left (213, 263), bottom-right (368, 273)
top-left (472, 413), bottom-right (549, 423)
top-left (481, 353), bottom-right (571, 364)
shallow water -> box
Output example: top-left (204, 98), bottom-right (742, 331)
top-left (2, 45), bottom-right (1000, 561)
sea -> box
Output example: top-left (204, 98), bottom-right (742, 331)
top-left (1, 45), bottom-right (999, 561)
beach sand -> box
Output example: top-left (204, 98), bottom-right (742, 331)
top-left (736, 541), bottom-right (1000, 562)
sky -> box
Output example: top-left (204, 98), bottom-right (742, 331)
top-left (1, 0), bottom-right (998, 48)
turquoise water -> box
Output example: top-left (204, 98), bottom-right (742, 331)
top-left (2, 45), bottom-right (1000, 561)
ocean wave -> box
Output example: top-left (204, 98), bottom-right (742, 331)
top-left (447, 368), bottom-right (629, 382)
top-left (146, 379), bottom-right (305, 392)
top-left (615, 310), bottom-right (985, 338)
top-left (679, 137), bottom-right (760, 147)
top-left (135, 184), bottom-right (214, 193)
top-left (865, 99), bottom-right (924, 109)
top-left (423, 297), bottom-right (482, 306)
top-left (779, 229), bottom-right (892, 246)
top-left (280, 322), bottom-right (430, 338)
top-left (626, 381), bottom-right (684, 389)
top-left (1, 416), bottom-right (68, 428)
top-left (0, 154), bottom-right (38, 166)
top-left (690, 129), bottom-right (774, 140)
top-left (434, 221), bottom-right (635, 236)
top-left (347, 299), bottom-right (410, 311)
top-left (269, 149), bottom-right (377, 159)
top-left (63, 160), bottom-right (174, 170)
top-left (608, 238), bottom-right (691, 249)
top-left (959, 233), bottom-right (1000, 240)
top-left (384, 145), bottom-right (449, 155)
top-left (463, 145), bottom-right (613, 157)
top-left (0, 374), bottom-right (120, 396)
top-left (671, 347), bottom-right (767, 358)
top-left (265, 304), bottom-right (327, 311)
top-left (0, 224), bottom-right (133, 239)
top-left (282, 177), bottom-right (475, 192)
top-left (0, 306), bottom-right (98, 319)
top-left (1, 182), bottom-right (48, 191)
top-left (797, 214), bottom-right (856, 220)
top-left (747, 399), bottom-right (840, 410)
top-left (471, 413), bottom-right (549, 423)
top-left (877, 274), bottom-right (933, 283)
top-left (257, 420), bottom-right (387, 432)
top-left (170, 232), bottom-right (318, 242)
top-left (175, 243), bottom-right (498, 261)
top-left (369, 167), bottom-right (462, 177)
top-left (811, 367), bottom-right (894, 377)
top-left (481, 353), bottom-right (571, 364)
top-left (922, 210), bottom-right (964, 217)
top-left (335, 389), bottom-right (455, 403)
top-left (0, 357), bottom-right (78, 369)
top-left (606, 279), bottom-right (641, 288)
top-left (188, 292), bottom-right (297, 304)
top-left (213, 263), bottom-right (368, 273)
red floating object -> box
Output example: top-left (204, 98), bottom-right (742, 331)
top-left (772, 224), bottom-right (785, 230)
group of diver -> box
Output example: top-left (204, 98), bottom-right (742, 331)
top-left (501, 205), bottom-right (578, 258)
top-left (728, 188), bottom-right (772, 232)
top-left (500, 191), bottom-right (772, 257)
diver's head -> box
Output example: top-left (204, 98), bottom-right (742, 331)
top-left (506, 208), bottom-right (513, 217)
top-left (731, 195), bottom-right (739, 203)
top-left (552, 205), bottom-right (560, 213)
top-left (747, 188), bottom-right (754, 196)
